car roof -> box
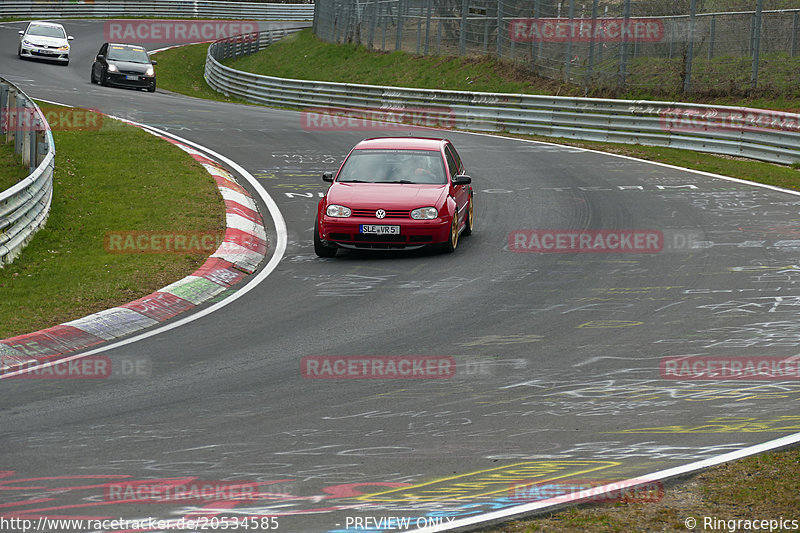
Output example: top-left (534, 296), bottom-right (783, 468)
top-left (107, 43), bottom-right (147, 49)
top-left (354, 137), bottom-right (448, 151)
top-left (28, 21), bottom-right (65, 28)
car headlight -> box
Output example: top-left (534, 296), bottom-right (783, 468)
top-left (326, 205), bottom-right (351, 218)
top-left (107, 64), bottom-right (118, 72)
top-left (145, 66), bottom-right (155, 76)
top-left (22, 39), bottom-right (34, 46)
top-left (410, 207), bottom-right (438, 220)
top-left (57, 45), bottom-right (69, 51)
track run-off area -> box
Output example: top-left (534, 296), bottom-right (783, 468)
top-left (1, 18), bottom-right (800, 533)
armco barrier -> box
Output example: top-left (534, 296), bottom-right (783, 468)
top-left (0, 0), bottom-right (314, 21)
top-left (205, 33), bottom-right (800, 166)
top-left (0, 77), bottom-right (55, 267)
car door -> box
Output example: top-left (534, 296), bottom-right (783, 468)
top-left (444, 143), bottom-right (470, 228)
top-left (93, 43), bottom-right (107, 79)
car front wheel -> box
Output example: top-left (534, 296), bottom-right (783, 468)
top-left (314, 221), bottom-right (337, 258)
top-left (443, 215), bottom-right (459, 253)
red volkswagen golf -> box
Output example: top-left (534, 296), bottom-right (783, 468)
top-left (314, 137), bottom-right (474, 257)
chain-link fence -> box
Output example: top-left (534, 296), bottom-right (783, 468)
top-left (313, 0), bottom-right (800, 97)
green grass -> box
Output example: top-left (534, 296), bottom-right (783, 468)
top-left (0, 138), bottom-right (28, 191)
top-left (153, 42), bottom-right (250, 104)
top-left (206, 29), bottom-right (800, 111)
top-left (505, 135), bottom-right (800, 192)
top-left (496, 447), bottom-right (800, 533)
top-left (0, 103), bottom-right (225, 339)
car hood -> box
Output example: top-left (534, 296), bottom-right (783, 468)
top-left (24, 36), bottom-right (67, 47)
top-left (327, 183), bottom-right (448, 209)
top-left (108, 60), bottom-right (152, 74)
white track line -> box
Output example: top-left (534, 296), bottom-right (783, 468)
top-left (409, 431), bottom-right (800, 532)
top-left (1, 107), bottom-right (286, 378)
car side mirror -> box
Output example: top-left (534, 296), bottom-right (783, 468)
top-left (150, 59), bottom-right (157, 65)
top-left (18, 30), bottom-right (24, 36)
top-left (96, 54), bottom-right (105, 61)
top-left (452, 174), bottom-right (471, 185)
top-left (322, 172), bottom-right (334, 183)
top-left (68, 36), bottom-right (74, 40)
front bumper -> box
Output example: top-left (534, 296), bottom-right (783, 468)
top-left (105, 72), bottom-right (156, 90)
top-left (20, 44), bottom-right (69, 62)
top-left (319, 217), bottom-right (451, 250)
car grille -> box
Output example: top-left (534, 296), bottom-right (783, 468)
top-left (328, 233), bottom-right (434, 246)
top-left (350, 208), bottom-right (409, 219)
top-left (353, 234), bottom-right (405, 243)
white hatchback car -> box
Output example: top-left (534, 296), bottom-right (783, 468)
top-left (18, 21), bottom-right (73, 65)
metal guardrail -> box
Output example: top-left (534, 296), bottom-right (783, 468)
top-left (205, 33), bottom-right (800, 166)
top-left (0, 1), bottom-right (314, 21)
top-left (0, 78), bottom-right (55, 267)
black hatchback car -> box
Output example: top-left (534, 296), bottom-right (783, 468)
top-left (91, 43), bottom-right (156, 92)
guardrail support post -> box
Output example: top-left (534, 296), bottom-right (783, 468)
top-left (36, 131), bottom-right (47, 167)
top-left (6, 89), bottom-right (16, 144)
top-left (0, 83), bottom-right (8, 136)
top-left (28, 130), bottom-right (36, 173)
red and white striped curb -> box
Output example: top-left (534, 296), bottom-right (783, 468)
top-left (0, 135), bottom-right (266, 373)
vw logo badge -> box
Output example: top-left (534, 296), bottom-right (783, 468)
top-left (375, 209), bottom-right (386, 219)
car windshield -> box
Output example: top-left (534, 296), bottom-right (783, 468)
top-left (337, 149), bottom-right (447, 184)
top-left (27, 24), bottom-right (66, 39)
top-left (107, 46), bottom-right (151, 63)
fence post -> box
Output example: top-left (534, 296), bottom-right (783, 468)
top-left (396, 0), bottom-right (404, 50)
top-left (564, 0), bottom-right (575, 83)
top-left (585, 0), bottom-right (598, 90)
top-left (791, 11), bottom-right (798, 57)
top-left (382, 3), bottom-right (389, 50)
top-left (618, 0), bottom-right (630, 89)
top-left (683, 0), bottom-right (696, 95)
top-left (417, 10), bottom-right (422, 53)
top-left (531, 0), bottom-right (541, 74)
top-left (368, 0), bottom-right (379, 48)
top-left (751, 0), bottom-right (762, 93)
top-left (496, 0), bottom-right (503, 57)
top-left (459, 0), bottom-right (467, 56)
top-left (708, 14), bottom-right (715, 60)
top-left (423, 0), bottom-right (432, 54)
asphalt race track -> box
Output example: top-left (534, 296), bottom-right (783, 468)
top-left (2, 19), bottom-right (800, 533)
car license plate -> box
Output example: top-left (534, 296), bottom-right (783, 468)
top-left (360, 225), bottom-right (399, 235)
top-left (125, 75), bottom-right (138, 80)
